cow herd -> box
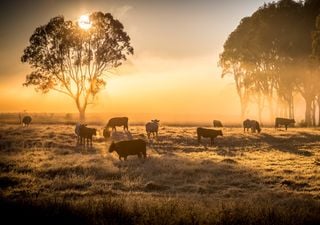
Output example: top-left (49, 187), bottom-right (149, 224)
top-left (73, 116), bottom-right (296, 160)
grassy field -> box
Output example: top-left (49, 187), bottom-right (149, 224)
top-left (0, 123), bottom-right (320, 224)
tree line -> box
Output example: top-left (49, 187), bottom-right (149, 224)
top-left (219, 0), bottom-right (320, 126)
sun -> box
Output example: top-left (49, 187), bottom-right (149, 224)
top-left (78, 14), bottom-right (92, 30)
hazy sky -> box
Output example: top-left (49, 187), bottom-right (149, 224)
top-left (0, 0), bottom-right (277, 123)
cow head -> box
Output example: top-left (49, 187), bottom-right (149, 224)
top-left (109, 141), bottom-right (116, 153)
top-left (103, 128), bottom-right (111, 138)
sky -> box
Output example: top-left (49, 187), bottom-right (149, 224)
top-left (0, 0), bottom-right (278, 123)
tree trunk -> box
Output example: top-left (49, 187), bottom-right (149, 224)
top-left (312, 100), bottom-right (316, 126)
top-left (79, 109), bottom-right (86, 123)
top-left (305, 98), bottom-right (312, 126)
top-left (317, 98), bottom-right (320, 127)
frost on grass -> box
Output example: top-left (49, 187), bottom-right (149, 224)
top-left (0, 124), bottom-right (319, 223)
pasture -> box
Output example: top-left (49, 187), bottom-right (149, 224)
top-left (0, 124), bottom-right (320, 224)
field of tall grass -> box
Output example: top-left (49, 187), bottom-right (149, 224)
top-left (0, 123), bottom-right (319, 224)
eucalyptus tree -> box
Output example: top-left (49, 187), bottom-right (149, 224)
top-left (21, 12), bottom-right (134, 122)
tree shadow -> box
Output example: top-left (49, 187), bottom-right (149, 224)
top-left (259, 133), bottom-right (313, 156)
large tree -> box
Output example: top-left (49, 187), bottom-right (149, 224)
top-left (21, 12), bottom-right (134, 122)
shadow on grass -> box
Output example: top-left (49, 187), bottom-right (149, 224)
top-left (260, 133), bottom-right (313, 156)
top-left (0, 195), bottom-right (319, 225)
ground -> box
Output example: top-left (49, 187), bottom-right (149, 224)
top-left (0, 124), bottom-right (320, 224)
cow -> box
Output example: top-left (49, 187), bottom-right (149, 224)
top-left (275, 117), bottom-right (295, 130)
top-left (75, 123), bottom-right (86, 144)
top-left (22, 116), bottom-right (32, 127)
top-left (145, 119), bottom-right (160, 139)
top-left (105, 117), bottom-right (129, 132)
top-left (78, 125), bottom-right (97, 147)
top-left (196, 127), bottom-right (223, 145)
top-left (109, 139), bottom-right (147, 160)
top-left (243, 119), bottom-right (261, 133)
top-left (213, 120), bottom-right (223, 127)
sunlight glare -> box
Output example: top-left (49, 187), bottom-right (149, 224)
top-left (78, 14), bottom-right (91, 30)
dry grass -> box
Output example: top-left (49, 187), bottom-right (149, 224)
top-left (0, 124), bottom-right (319, 224)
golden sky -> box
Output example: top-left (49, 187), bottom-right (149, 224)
top-left (0, 0), bottom-right (277, 123)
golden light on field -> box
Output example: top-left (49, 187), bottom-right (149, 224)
top-left (78, 14), bottom-right (91, 30)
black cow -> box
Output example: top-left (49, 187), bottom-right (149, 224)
top-left (105, 117), bottom-right (129, 131)
top-left (22, 116), bottom-right (32, 127)
top-left (197, 127), bottom-right (223, 145)
top-left (79, 125), bottom-right (97, 147)
top-left (109, 139), bottom-right (147, 160)
top-left (243, 119), bottom-right (261, 133)
top-left (213, 120), bottom-right (223, 127)
top-left (275, 117), bottom-right (295, 130)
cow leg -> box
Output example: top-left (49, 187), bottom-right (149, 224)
top-left (138, 153), bottom-right (142, 159)
top-left (285, 125), bottom-right (288, 130)
top-left (124, 156), bottom-right (127, 161)
top-left (197, 135), bottom-right (201, 145)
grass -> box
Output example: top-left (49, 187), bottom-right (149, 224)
top-left (0, 124), bottom-right (320, 224)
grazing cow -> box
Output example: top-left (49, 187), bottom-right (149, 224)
top-left (243, 119), bottom-right (261, 133)
top-left (213, 120), bottom-right (223, 127)
top-left (275, 117), bottom-right (295, 130)
top-left (109, 139), bottom-right (147, 160)
top-left (197, 127), bottom-right (223, 145)
top-left (145, 119), bottom-right (160, 139)
top-left (106, 117), bottom-right (129, 131)
top-left (22, 116), bottom-right (32, 127)
top-left (79, 125), bottom-right (97, 147)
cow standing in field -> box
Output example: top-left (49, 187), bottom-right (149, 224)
top-left (197, 127), bottom-right (223, 145)
top-left (146, 119), bottom-right (160, 139)
top-left (22, 116), bottom-right (32, 127)
top-left (105, 117), bottom-right (129, 132)
top-left (275, 117), bottom-right (295, 130)
top-left (75, 123), bottom-right (96, 147)
top-left (109, 139), bottom-right (147, 160)
top-left (213, 120), bottom-right (223, 127)
top-left (243, 119), bottom-right (261, 133)
top-left (75, 123), bottom-right (86, 144)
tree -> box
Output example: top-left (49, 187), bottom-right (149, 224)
top-left (21, 12), bottom-right (134, 122)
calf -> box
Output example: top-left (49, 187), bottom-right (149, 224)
top-left (243, 119), bottom-right (261, 133)
top-left (275, 117), bottom-right (295, 130)
top-left (79, 125), bottom-right (97, 147)
top-left (197, 127), bottom-right (223, 145)
top-left (145, 119), bottom-right (160, 139)
top-left (109, 139), bottom-right (147, 160)
top-left (213, 120), bottom-right (223, 127)
top-left (106, 117), bottom-right (129, 131)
